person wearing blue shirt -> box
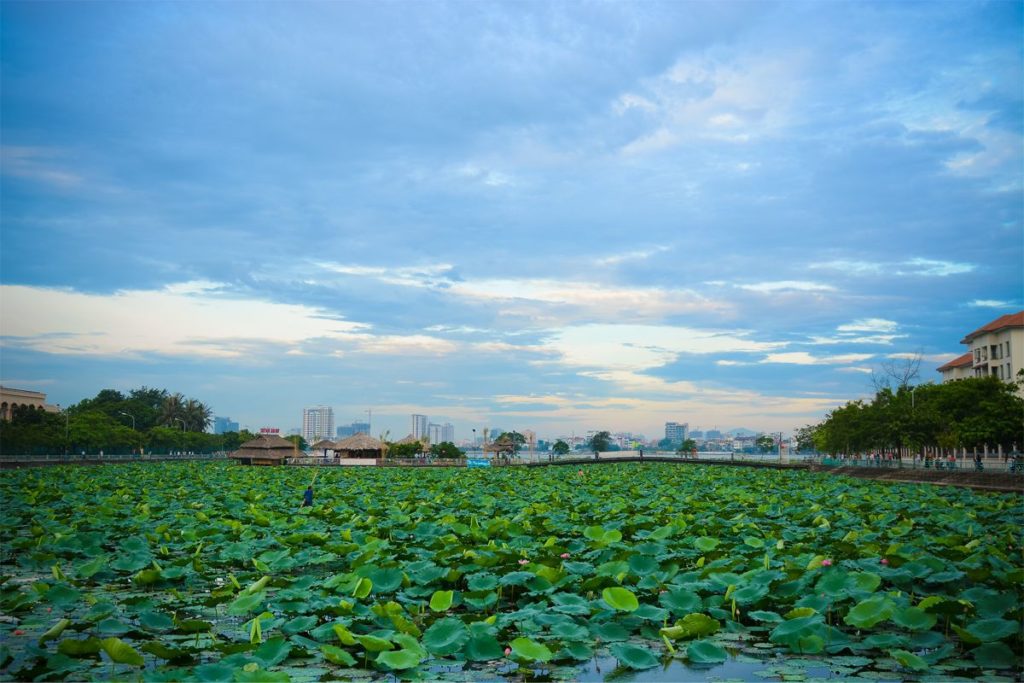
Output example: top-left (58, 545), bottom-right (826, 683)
top-left (303, 486), bottom-right (314, 507)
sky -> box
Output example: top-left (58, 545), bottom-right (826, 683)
top-left (1, 1), bottom-right (1021, 441)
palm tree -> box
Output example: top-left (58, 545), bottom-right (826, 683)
top-left (159, 393), bottom-right (185, 427)
top-left (183, 399), bottom-right (212, 432)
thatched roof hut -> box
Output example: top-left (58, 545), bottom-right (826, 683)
top-left (395, 434), bottom-right (426, 446)
top-left (310, 439), bottom-right (335, 456)
top-left (334, 432), bottom-right (384, 459)
top-left (230, 435), bottom-right (296, 466)
top-left (485, 435), bottom-right (518, 459)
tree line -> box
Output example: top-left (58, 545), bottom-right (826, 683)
top-left (0, 387), bottom-right (251, 456)
top-left (796, 375), bottom-right (1023, 457)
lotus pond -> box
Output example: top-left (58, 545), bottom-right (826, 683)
top-left (0, 461), bottom-right (1021, 682)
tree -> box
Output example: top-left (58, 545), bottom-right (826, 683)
top-left (755, 434), bottom-right (776, 454)
top-left (495, 431), bottom-right (527, 454)
top-left (388, 442), bottom-right (424, 458)
top-left (284, 435), bottom-right (307, 451)
top-left (183, 399), bottom-right (213, 432)
top-left (871, 352), bottom-right (922, 392)
top-left (589, 431), bottom-right (611, 458)
top-left (677, 438), bottom-right (697, 455)
top-left (430, 442), bottom-right (464, 459)
top-left (551, 440), bottom-right (570, 456)
top-left (793, 425), bottom-right (819, 453)
top-left (657, 437), bottom-right (674, 450)
top-left (159, 393), bottom-right (186, 428)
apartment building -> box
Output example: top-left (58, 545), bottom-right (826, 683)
top-left (301, 406), bottom-right (335, 444)
top-left (938, 311), bottom-right (1023, 385)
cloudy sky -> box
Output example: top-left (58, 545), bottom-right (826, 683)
top-left (1, 1), bottom-right (1021, 440)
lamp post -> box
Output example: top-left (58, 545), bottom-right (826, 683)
top-left (118, 411), bottom-right (136, 430)
top-left (57, 404), bottom-right (69, 456)
top-left (174, 418), bottom-right (185, 431)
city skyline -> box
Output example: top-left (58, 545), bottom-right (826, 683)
top-left (1, 2), bottom-right (1021, 439)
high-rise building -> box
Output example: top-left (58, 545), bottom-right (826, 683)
top-left (213, 416), bottom-right (239, 434)
top-left (665, 422), bottom-right (688, 444)
top-left (336, 425), bottom-right (354, 438)
top-left (302, 406), bottom-right (335, 444)
top-left (351, 421), bottom-right (370, 435)
top-left (441, 423), bottom-right (455, 443)
top-left (412, 414), bottom-right (428, 440)
top-left (428, 423), bottom-right (441, 444)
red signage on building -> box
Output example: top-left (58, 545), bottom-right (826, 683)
top-left (259, 428), bottom-right (280, 435)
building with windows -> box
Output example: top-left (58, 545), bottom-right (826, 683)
top-left (427, 423), bottom-right (442, 444)
top-left (664, 422), bottom-right (688, 444)
top-left (302, 406), bottom-right (334, 444)
top-left (441, 422), bottom-right (455, 443)
top-left (213, 416), bottom-right (239, 434)
top-left (412, 414), bottom-right (428, 440)
top-left (938, 312), bottom-right (1023, 386)
top-left (0, 386), bottom-right (58, 421)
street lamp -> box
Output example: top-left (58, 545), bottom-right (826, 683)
top-left (118, 411), bottom-right (136, 430)
top-left (174, 418), bottom-right (185, 431)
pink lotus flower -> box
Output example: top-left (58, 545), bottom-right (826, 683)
top-left (881, 558), bottom-right (889, 565)
top-left (504, 647), bottom-right (512, 656)
top-left (560, 553), bottom-right (570, 559)
top-left (821, 559), bottom-right (833, 567)
top-left (518, 559), bottom-right (529, 565)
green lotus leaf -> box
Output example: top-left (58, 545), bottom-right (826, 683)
top-left (561, 561), bottom-right (595, 576)
top-left (592, 621), bottom-right (630, 641)
top-left (228, 591), bottom-right (266, 615)
top-left (320, 644), bottom-right (357, 666)
top-left (429, 590), bottom-right (454, 612)
top-left (140, 641), bottom-right (187, 660)
top-left (965, 618), bottom-right (1019, 643)
top-left (627, 555), bottom-right (658, 575)
top-left (96, 618), bottom-right (131, 635)
top-left (510, 637), bottom-right (552, 663)
top-left (57, 637), bottom-right (102, 657)
top-left (686, 640), bottom-right (727, 664)
top-left (463, 634), bottom-right (504, 662)
top-left (892, 606), bottom-right (937, 631)
top-left (352, 577), bottom-right (372, 599)
top-left (376, 648), bottom-right (422, 670)
top-left (610, 643), bottom-right (660, 669)
top-left (234, 668), bottom-right (290, 683)
top-left (550, 621), bottom-right (590, 640)
top-left (100, 637), bottom-right (145, 666)
top-left (844, 595), bottom-right (895, 629)
top-left (253, 638), bottom-right (292, 666)
top-left (602, 586), bottom-right (639, 611)
top-left (694, 537), bottom-right (720, 552)
top-left (422, 617), bottom-right (469, 656)
top-left (889, 649), bottom-right (929, 671)
top-left (971, 642), bottom-right (1017, 669)
top-left (660, 588), bottom-right (701, 614)
top-left (499, 571), bottom-right (535, 586)
top-left (282, 615), bottom-right (318, 635)
top-left (355, 634), bottom-right (394, 652)
top-left (75, 555), bottom-right (108, 579)
top-left (466, 573), bottom-right (498, 591)
top-left (559, 642), bottom-right (593, 661)
top-left (732, 583), bottom-right (768, 605)
top-left (769, 616), bottom-right (823, 649)
top-left (43, 583), bottom-right (82, 607)
top-left (748, 610), bottom-right (783, 623)
top-left (368, 567), bottom-right (404, 593)
top-left (743, 536), bottom-right (765, 549)
top-left (192, 663), bottom-right (236, 681)
top-left (39, 617), bottom-right (71, 644)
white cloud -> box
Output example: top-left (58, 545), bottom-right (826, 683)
top-left (968, 299), bottom-right (1014, 308)
top-left (1, 146), bottom-right (83, 189)
top-left (837, 318), bottom-right (898, 333)
top-left (900, 258), bottom-right (974, 277)
top-left (737, 281), bottom-right (836, 293)
top-left (315, 261), bottom-right (454, 289)
top-left (0, 282), bottom-right (457, 360)
top-left (761, 352), bottom-right (874, 365)
top-left (621, 128), bottom-right (679, 156)
top-left (594, 245), bottom-right (671, 266)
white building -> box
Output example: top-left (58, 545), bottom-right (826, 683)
top-left (302, 406), bottom-right (334, 444)
top-left (441, 422), bottom-right (455, 443)
top-left (412, 414), bottom-right (428, 440)
top-left (428, 423), bottom-right (442, 444)
top-left (938, 312), bottom-right (1023, 386)
top-left (665, 421), bottom-right (688, 444)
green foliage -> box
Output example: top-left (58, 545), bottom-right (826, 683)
top-left (755, 435), bottom-right (776, 453)
top-left (677, 439), bottom-right (697, 454)
top-left (551, 439), bottom-right (570, 455)
top-left (589, 430), bottom-right (611, 453)
top-left (0, 461), bottom-right (1020, 680)
top-left (813, 376), bottom-right (1023, 454)
top-left (429, 441), bottom-right (464, 459)
top-left (387, 442), bottom-right (425, 458)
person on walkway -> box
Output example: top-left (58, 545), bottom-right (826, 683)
top-left (303, 486), bottom-right (314, 507)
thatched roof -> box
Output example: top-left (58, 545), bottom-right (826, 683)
top-left (395, 434), bottom-right (425, 446)
top-left (230, 434), bottom-right (296, 461)
top-left (311, 439), bottom-right (335, 450)
top-left (485, 435), bottom-right (518, 454)
top-left (334, 433), bottom-right (384, 451)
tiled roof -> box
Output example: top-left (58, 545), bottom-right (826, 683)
top-left (961, 311), bottom-right (1024, 344)
top-left (937, 351), bottom-right (973, 372)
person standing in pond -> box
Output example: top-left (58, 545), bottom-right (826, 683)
top-left (303, 486), bottom-right (314, 507)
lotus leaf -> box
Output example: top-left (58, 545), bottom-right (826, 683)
top-left (687, 639), bottom-right (728, 664)
top-left (509, 637), bottom-right (552, 662)
top-left (610, 642), bottom-right (660, 669)
top-left (602, 586), bottom-right (639, 612)
top-left (422, 617), bottom-right (469, 656)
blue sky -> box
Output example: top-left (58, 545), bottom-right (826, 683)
top-left (1, 1), bottom-right (1021, 440)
